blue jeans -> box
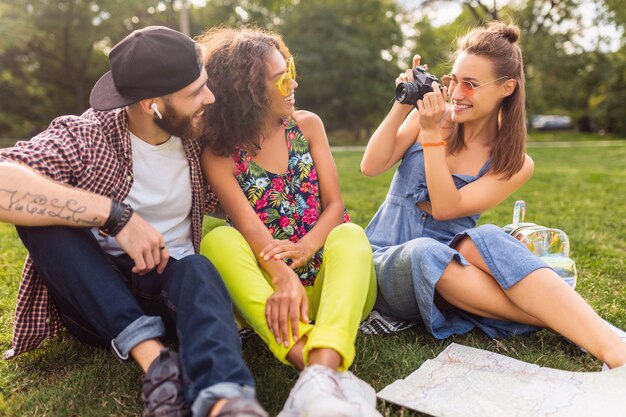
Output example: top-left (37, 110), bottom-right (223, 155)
top-left (16, 226), bottom-right (255, 416)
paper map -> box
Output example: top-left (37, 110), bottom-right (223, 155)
top-left (377, 343), bottom-right (626, 417)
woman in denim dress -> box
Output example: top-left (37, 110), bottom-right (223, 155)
top-left (361, 21), bottom-right (626, 369)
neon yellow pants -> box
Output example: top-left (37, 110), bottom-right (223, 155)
top-left (200, 223), bottom-right (377, 371)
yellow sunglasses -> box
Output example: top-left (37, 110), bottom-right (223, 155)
top-left (274, 57), bottom-right (296, 97)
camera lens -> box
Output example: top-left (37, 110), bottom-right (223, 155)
top-left (394, 65), bottom-right (440, 104)
top-left (395, 82), bottom-right (419, 104)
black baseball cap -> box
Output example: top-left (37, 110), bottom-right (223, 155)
top-left (90, 26), bottom-right (202, 111)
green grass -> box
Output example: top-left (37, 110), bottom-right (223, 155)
top-left (1, 141), bottom-right (625, 416)
top-left (525, 130), bottom-right (624, 142)
top-left (326, 128), bottom-right (625, 146)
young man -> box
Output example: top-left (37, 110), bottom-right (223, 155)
top-left (0, 26), bottom-right (267, 417)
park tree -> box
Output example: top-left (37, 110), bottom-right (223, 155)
top-left (0, 0), bottom-right (211, 138)
top-left (588, 45), bottom-right (626, 135)
top-left (585, 0), bottom-right (626, 134)
top-left (0, 0), bottom-right (297, 139)
top-left (511, 0), bottom-right (625, 132)
top-left (189, 0), bottom-right (295, 34)
top-left (511, 0), bottom-right (600, 129)
top-left (0, 0), bottom-right (624, 139)
top-left (279, 0), bottom-right (403, 143)
top-left (403, 17), bottom-right (456, 76)
top-left (603, 0), bottom-right (626, 28)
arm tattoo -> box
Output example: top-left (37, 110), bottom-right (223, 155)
top-left (0, 188), bottom-right (100, 226)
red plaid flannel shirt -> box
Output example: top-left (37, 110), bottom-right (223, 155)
top-left (0, 108), bottom-right (217, 359)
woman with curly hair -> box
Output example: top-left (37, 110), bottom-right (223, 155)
top-left (362, 21), bottom-right (626, 369)
top-left (198, 27), bottom-right (381, 417)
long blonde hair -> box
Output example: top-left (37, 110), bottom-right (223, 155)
top-left (446, 21), bottom-right (526, 179)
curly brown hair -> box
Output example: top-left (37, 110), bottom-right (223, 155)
top-left (446, 21), bottom-right (527, 179)
top-left (197, 26), bottom-right (292, 156)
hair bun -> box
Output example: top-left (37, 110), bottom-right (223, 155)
top-left (489, 21), bottom-right (520, 44)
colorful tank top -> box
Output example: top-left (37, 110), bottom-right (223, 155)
top-left (229, 117), bottom-right (350, 286)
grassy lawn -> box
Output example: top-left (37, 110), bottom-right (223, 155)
top-left (1, 140), bottom-right (625, 416)
top-left (326, 127), bottom-right (625, 146)
top-left (525, 130), bottom-right (624, 142)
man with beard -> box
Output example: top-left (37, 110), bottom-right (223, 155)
top-left (0, 26), bottom-right (267, 417)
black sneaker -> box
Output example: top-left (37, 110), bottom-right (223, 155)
top-left (214, 397), bottom-right (269, 417)
top-left (142, 349), bottom-right (190, 417)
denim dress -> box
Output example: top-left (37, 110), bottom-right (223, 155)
top-left (365, 143), bottom-right (547, 339)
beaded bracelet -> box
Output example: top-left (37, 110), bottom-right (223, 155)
top-left (99, 198), bottom-right (134, 237)
top-left (421, 140), bottom-right (448, 147)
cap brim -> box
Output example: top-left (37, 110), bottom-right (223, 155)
top-left (89, 71), bottom-right (141, 111)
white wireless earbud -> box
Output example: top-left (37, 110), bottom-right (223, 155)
top-left (150, 103), bottom-right (163, 120)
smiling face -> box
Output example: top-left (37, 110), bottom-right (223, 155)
top-left (154, 67), bottom-right (215, 139)
top-left (266, 48), bottom-right (298, 118)
top-left (197, 27), bottom-right (297, 156)
top-left (448, 51), bottom-right (514, 125)
top-left (443, 22), bottom-right (528, 179)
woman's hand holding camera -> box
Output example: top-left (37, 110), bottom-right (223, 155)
top-left (417, 82), bottom-right (448, 136)
top-left (395, 54), bottom-right (422, 87)
top-left (395, 53), bottom-right (451, 135)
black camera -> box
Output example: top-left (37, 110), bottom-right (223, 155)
top-left (395, 65), bottom-right (440, 104)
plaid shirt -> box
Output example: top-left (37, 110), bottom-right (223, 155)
top-left (0, 108), bottom-right (217, 359)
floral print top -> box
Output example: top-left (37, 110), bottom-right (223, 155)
top-left (229, 117), bottom-right (350, 286)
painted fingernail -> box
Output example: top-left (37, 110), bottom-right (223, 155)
top-left (276, 337), bottom-right (281, 344)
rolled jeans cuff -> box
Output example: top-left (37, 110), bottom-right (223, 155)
top-left (111, 316), bottom-right (166, 361)
top-left (191, 383), bottom-right (255, 417)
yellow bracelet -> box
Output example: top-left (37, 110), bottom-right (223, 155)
top-left (421, 140), bottom-right (447, 147)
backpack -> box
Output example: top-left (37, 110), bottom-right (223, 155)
top-left (503, 201), bottom-right (577, 289)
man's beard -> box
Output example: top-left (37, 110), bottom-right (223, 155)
top-left (154, 102), bottom-right (204, 139)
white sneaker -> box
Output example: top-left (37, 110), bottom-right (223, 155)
top-left (278, 365), bottom-right (361, 417)
top-left (336, 371), bottom-right (383, 417)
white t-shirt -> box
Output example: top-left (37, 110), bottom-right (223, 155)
top-left (93, 132), bottom-right (194, 260)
